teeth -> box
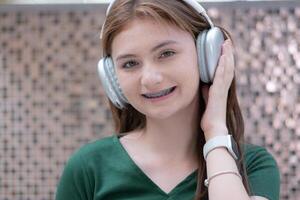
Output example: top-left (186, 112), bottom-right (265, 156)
top-left (144, 87), bottom-right (174, 98)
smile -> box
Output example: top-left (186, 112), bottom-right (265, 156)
top-left (142, 86), bottom-right (177, 101)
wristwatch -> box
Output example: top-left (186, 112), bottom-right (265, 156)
top-left (203, 135), bottom-right (240, 161)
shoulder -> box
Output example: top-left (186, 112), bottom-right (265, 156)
top-left (242, 143), bottom-right (279, 170)
top-left (242, 143), bottom-right (281, 200)
top-left (56, 134), bottom-right (118, 200)
top-left (68, 134), bottom-right (117, 165)
top-left (75, 135), bottom-right (116, 156)
top-left (59, 134), bottom-right (118, 177)
top-left (56, 135), bottom-right (117, 200)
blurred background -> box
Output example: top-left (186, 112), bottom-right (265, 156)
top-left (0, 0), bottom-right (299, 199)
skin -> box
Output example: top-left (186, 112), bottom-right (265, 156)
top-left (110, 17), bottom-right (267, 200)
top-left (111, 16), bottom-right (231, 153)
top-left (112, 18), bottom-right (201, 166)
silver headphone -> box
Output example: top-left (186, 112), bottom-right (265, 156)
top-left (98, 0), bottom-right (224, 109)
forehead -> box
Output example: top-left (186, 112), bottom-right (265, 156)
top-left (111, 18), bottom-right (191, 56)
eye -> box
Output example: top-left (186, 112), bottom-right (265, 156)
top-left (159, 50), bottom-right (176, 58)
top-left (122, 60), bottom-right (138, 69)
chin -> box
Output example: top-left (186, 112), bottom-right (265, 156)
top-left (148, 112), bottom-right (174, 120)
top-left (130, 103), bottom-right (172, 119)
top-left (145, 106), bottom-right (182, 120)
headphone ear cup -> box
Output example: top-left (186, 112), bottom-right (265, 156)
top-left (197, 29), bottom-right (210, 83)
top-left (97, 57), bottom-right (128, 109)
top-left (197, 27), bottom-right (224, 83)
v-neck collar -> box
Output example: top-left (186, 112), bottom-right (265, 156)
top-left (112, 134), bottom-right (198, 197)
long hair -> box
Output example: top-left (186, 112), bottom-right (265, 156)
top-left (101, 0), bottom-right (250, 199)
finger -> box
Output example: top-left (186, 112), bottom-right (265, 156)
top-left (224, 52), bottom-right (234, 70)
top-left (222, 39), bottom-right (234, 55)
top-left (226, 39), bottom-right (236, 59)
top-left (223, 47), bottom-right (235, 78)
top-left (221, 55), bottom-right (234, 90)
top-left (215, 54), bottom-right (225, 78)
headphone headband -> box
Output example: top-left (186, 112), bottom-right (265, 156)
top-left (100, 0), bottom-right (214, 39)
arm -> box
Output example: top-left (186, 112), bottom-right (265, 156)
top-left (204, 133), bottom-right (280, 200)
top-left (200, 39), bottom-right (250, 200)
top-left (205, 142), bottom-right (262, 200)
top-left (204, 132), bottom-right (250, 200)
top-left (55, 150), bottom-right (93, 200)
top-left (200, 39), bottom-right (279, 200)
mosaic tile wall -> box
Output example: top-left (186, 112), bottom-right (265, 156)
top-left (0, 2), bottom-right (299, 200)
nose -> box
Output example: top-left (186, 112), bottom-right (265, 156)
top-left (140, 65), bottom-right (163, 89)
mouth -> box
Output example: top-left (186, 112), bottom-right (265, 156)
top-left (142, 86), bottom-right (177, 99)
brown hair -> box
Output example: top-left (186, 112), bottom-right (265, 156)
top-left (101, 0), bottom-right (250, 199)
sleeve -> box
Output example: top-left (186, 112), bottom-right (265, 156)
top-left (55, 150), bottom-right (94, 200)
top-left (245, 145), bottom-right (281, 200)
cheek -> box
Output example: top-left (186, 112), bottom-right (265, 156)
top-left (117, 73), bottom-right (138, 97)
top-left (115, 70), bottom-right (127, 88)
top-left (176, 49), bottom-right (199, 75)
top-left (175, 60), bottom-right (199, 81)
top-left (179, 62), bottom-right (200, 92)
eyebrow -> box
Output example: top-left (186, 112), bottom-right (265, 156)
top-left (116, 40), bottom-right (178, 61)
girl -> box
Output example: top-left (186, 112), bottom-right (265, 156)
top-left (56, 0), bottom-right (280, 200)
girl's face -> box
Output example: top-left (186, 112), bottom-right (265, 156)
top-left (111, 18), bottom-right (200, 119)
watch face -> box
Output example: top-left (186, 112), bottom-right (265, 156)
top-left (230, 136), bottom-right (240, 159)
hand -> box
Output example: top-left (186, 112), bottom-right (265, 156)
top-left (200, 39), bottom-right (235, 141)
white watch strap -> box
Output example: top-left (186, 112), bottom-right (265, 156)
top-left (203, 135), bottom-right (232, 160)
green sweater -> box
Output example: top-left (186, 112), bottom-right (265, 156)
top-left (56, 135), bottom-right (280, 200)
